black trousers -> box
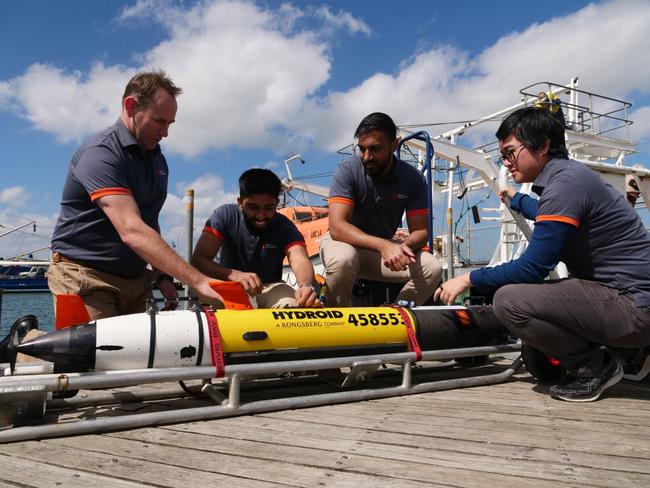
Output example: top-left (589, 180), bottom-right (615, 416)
top-left (493, 278), bottom-right (650, 373)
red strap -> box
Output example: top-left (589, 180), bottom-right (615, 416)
top-left (202, 305), bottom-right (225, 377)
top-left (391, 305), bottom-right (422, 361)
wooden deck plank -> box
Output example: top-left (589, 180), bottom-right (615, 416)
top-left (260, 406), bottom-right (650, 459)
top-left (40, 434), bottom-right (443, 488)
top-left (191, 416), bottom-right (650, 478)
top-left (2, 439), bottom-right (287, 488)
top-left (111, 426), bottom-right (580, 488)
top-left (153, 419), bottom-right (648, 488)
top-left (296, 394), bottom-right (650, 437)
top-left (0, 450), bottom-right (170, 488)
top-left (1, 361), bottom-right (648, 488)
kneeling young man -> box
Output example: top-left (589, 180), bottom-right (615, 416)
top-left (191, 168), bottom-right (320, 308)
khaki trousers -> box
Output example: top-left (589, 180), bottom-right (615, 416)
top-left (319, 235), bottom-right (442, 307)
top-left (48, 257), bottom-right (154, 321)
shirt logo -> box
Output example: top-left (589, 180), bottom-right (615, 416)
top-left (392, 193), bottom-right (408, 200)
top-left (262, 243), bottom-right (277, 249)
top-left (157, 169), bottom-right (167, 176)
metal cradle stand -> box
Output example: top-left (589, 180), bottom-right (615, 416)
top-left (0, 343), bottom-right (522, 444)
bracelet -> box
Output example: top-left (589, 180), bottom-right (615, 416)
top-left (298, 284), bottom-right (315, 291)
top-left (155, 273), bottom-right (174, 285)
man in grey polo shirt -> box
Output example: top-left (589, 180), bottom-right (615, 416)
top-left (436, 107), bottom-right (650, 402)
top-left (191, 168), bottom-right (320, 308)
top-left (320, 112), bottom-right (442, 307)
top-left (49, 70), bottom-right (222, 319)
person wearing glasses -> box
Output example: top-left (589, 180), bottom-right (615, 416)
top-left (191, 168), bottom-right (321, 309)
top-left (435, 107), bottom-right (650, 402)
top-left (320, 112), bottom-right (442, 307)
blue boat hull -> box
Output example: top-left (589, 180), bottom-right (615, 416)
top-left (0, 277), bottom-right (49, 292)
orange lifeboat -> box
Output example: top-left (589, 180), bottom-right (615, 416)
top-left (278, 205), bottom-right (329, 260)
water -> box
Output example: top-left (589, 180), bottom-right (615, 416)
top-left (0, 290), bottom-right (172, 339)
top-left (0, 291), bottom-right (55, 337)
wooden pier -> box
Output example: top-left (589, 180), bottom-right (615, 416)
top-left (1, 359), bottom-right (648, 487)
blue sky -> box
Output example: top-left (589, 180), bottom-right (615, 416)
top-left (1, 0), bottom-right (649, 261)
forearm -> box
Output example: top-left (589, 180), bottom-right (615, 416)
top-left (121, 225), bottom-right (207, 288)
top-left (404, 228), bottom-right (428, 251)
top-left (292, 259), bottom-right (315, 287)
top-left (190, 255), bottom-right (233, 281)
top-left (330, 220), bottom-right (389, 253)
top-left (510, 193), bottom-right (538, 220)
top-left (470, 221), bottom-right (575, 293)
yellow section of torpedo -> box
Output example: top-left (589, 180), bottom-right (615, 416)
top-left (212, 306), bottom-right (416, 352)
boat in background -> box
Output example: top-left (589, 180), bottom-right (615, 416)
top-left (0, 219), bottom-right (50, 292)
top-left (278, 205), bottom-right (329, 259)
top-left (0, 260), bottom-right (49, 292)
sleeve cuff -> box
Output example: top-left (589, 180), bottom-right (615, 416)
top-left (510, 192), bottom-right (525, 211)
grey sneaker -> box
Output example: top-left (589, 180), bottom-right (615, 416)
top-left (623, 347), bottom-right (650, 381)
top-left (549, 354), bottom-right (623, 402)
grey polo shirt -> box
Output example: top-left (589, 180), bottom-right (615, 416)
top-left (329, 156), bottom-right (429, 239)
top-left (51, 119), bottom-right (168, 278)
top-left (203, 204), bottom-right (306, 284)
top-left (534, 158), bottom-right (650, 307)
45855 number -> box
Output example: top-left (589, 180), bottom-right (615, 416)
top-left (347, 312), bottom-right (401, 326)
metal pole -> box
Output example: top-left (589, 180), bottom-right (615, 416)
top-left (0, 220), bottom-right (36, 239)
top-left (445, 145), bottom-right (456, 280)
top-left (0, 351), bottom-right (522, 444)
top-left (466, 212), bottom-right (471, 265)
top-left (8, 245), bottom-right (51, 261)
top-left (184, 189), bottom-right (194, 304)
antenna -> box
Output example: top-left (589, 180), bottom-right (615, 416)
top-left (284, 154), bottom-right (305, 182)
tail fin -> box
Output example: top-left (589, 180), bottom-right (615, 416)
top-left (208, 281), bottom-right (253, 310)
top-left (0, 315), bottom-right (39, 372)
top-left (55, 294), bottom-right (91, 329)
top-left (7, 326), bottom-right (22, 374)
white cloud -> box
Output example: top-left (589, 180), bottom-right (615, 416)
top-left (0, 81), bottom-right (11, 108)
top-left (304, 0), bottom-right (650, 150)
top-left (147, 0), bottom-right (331, 156)
top-left (1, 0), bottom-right (649, 158)
top-left (1, 63), bottom-right (129, 143)
top-left (314, 6), bottom-right (372, 36)
top-left (118, 0), bottom-right (169, 21)
top-left (264, 161), bottom-right (279, 170)
top-left (629, 106), bottom-right (650, 143)
top-left (159, 173), bottom-right (238, 255)
top-left (0, 186), bottom-right (30, 208)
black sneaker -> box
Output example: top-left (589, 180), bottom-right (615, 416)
top-left (549, 354), bottom-right (623, 402)
top-left (623, 347), bottom-right (650, 381)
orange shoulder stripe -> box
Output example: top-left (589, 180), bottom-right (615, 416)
top-left (328, 196), bottom-right (354, 207)
top-left (90, 187), bottom-right (132, 201)
top-left (536, 215), bottom-right (580, 227)
top-left (406, 208), bottom-right (429, 217)
top-left (203, 226), bottom-right (224, 240)
top-left (284, 241), bottom-right (307, 253)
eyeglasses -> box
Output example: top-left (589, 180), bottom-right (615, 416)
top-left (499, 144), bottom-right (525, 164)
